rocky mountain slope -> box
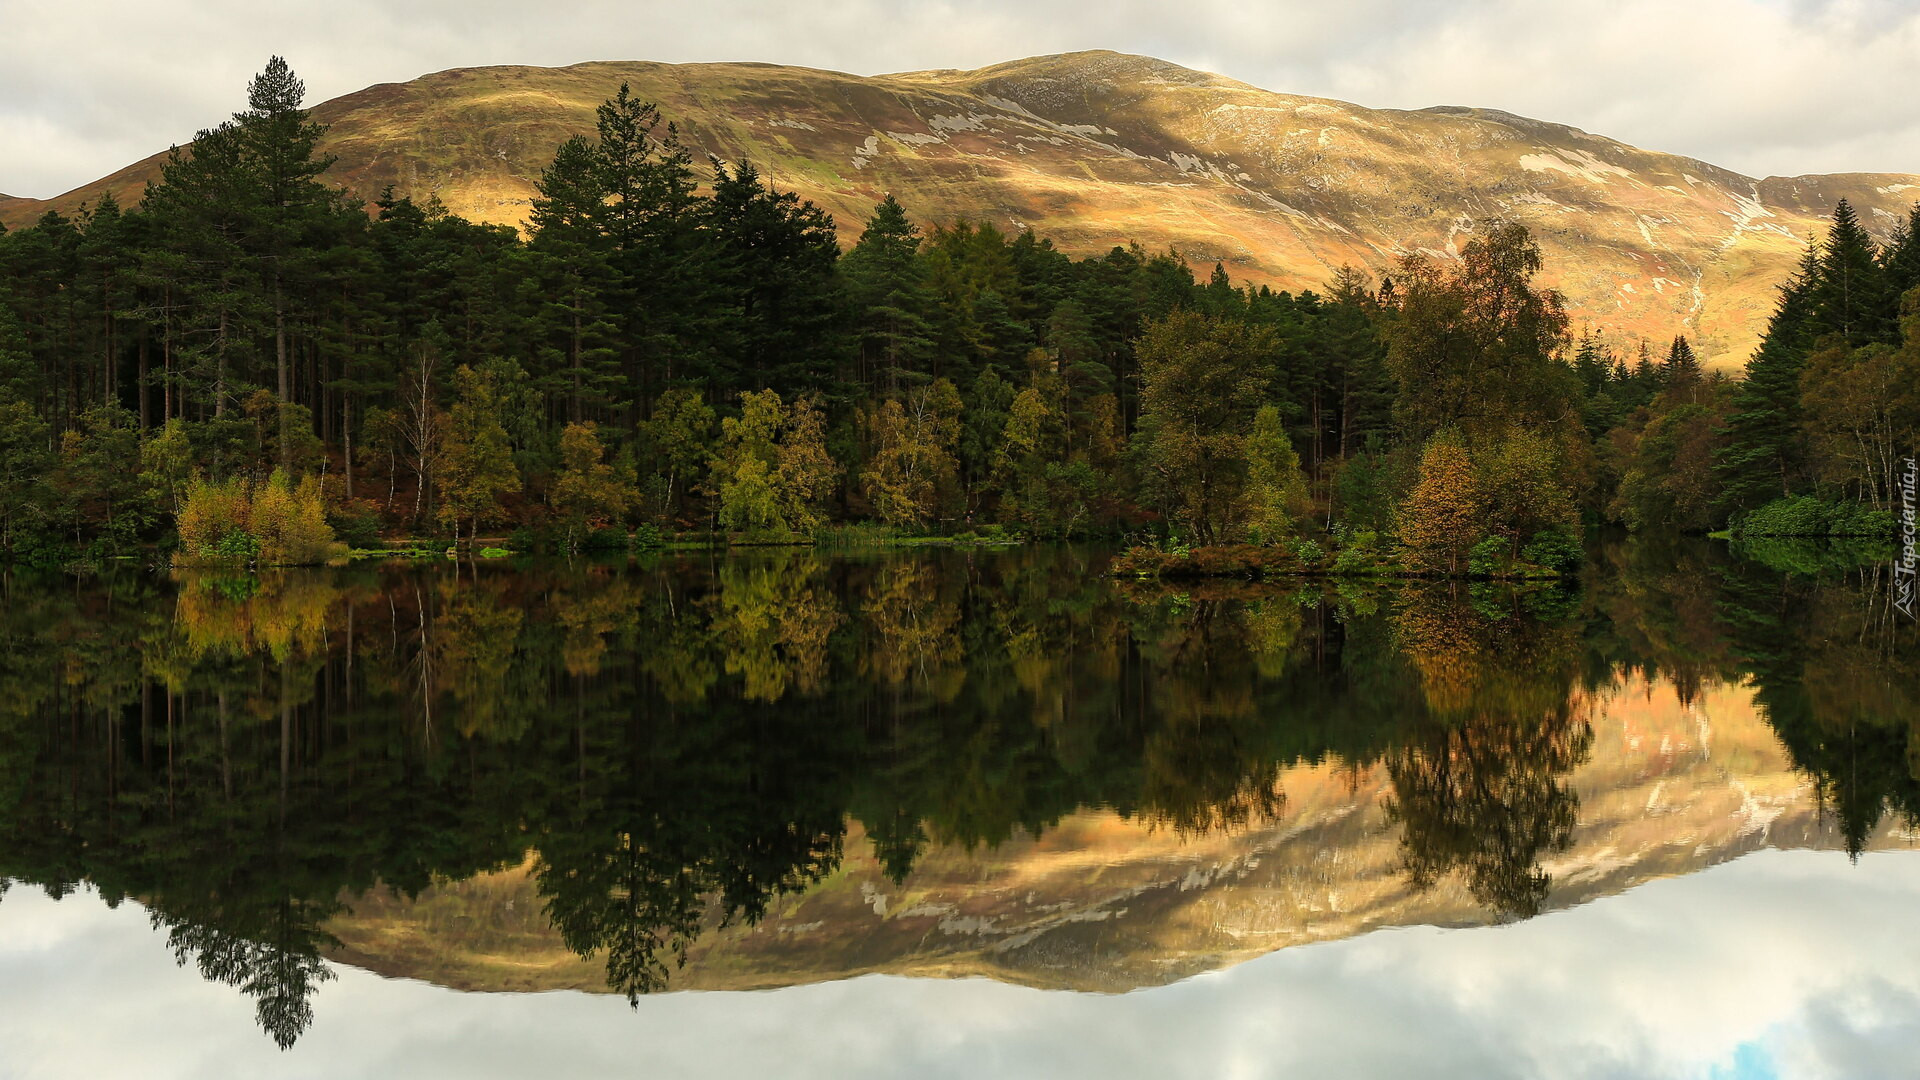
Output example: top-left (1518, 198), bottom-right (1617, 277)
top-left (324, 673), bottom-right (1916, 995)
top-left (8, 51), bottom-right (1919, 368)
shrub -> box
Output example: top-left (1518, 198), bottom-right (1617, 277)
top-left (1520, 528), bottom-right (1583, 575)
top-left (328, 506), bottom-right (384, 549)
top-left (176, 471), bottom-right (340, 566)
top-left (1739, 497), bottom-right (1892, 538)
top-left (1467, 535), bottom-right (1507, 578)
top-left (812, 522), bottom-right (898, 549)
top-left (582, 525), bottom-right (629, 552)
top-left (212, 529), bottom-right (262, 564)
top-left (177, 476), bottom-right (251, 559)
top-left (253, 471), bottom-right (339, 565)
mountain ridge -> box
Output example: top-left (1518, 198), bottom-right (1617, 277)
top-left (6, 49), bottom-right (1917, 368)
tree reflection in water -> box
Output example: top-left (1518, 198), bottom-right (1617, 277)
top-left (0, 538), bottom-right (1914, 1044)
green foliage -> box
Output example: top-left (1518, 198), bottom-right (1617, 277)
top-left (1732, 535), bottom-right (1893, 575)
top-left (1287, 537), bottom-right (1326, 566)
top-left (550, 422), bottom-right (630, 552)
top-left (176, 471), bottom-right (338, 566)
top-left (437, 365), bottom-right (522, 543)
top-left (1474, 428), bottom-right (1578, 551)
top-left (640, 387), bottom-right (715, 524)
top-left (812, 522), bottom-right (901, 549)
top-left (1243, 404), bottom-right (1311, 544)
top-left (1611, 379), bottom-right (1734, 533)
top-left (1399, 433), bottom-right (1484, 575)
top-left (56, 405), bottom-right (155, 551)
top-left (860, 380), bottom-right (962, 530)
top-left (1383, 223), bottom-right (1575, 444)
top-left (1129, 311), bottom-right (1274, 543)
top-left (1520, 529), bottom-right (1583, 575)
top-left (582, 526), bottom-right (630, 552)
top-left (0, 393), bottom-right (53, 555)
top-left (327, 507), bottom-right (384, 549)
top-left (713, 390), bottom-right (839, 537)
top-left (213, 529), bottom-right (263, 564)
top-left (1715, 202), bottom-right (1918, 524)
top-left (1333, 446), bottom-right (1398, 534)
top-left (1467, 536), bottom-right (1508, 577)
top-left (1738, 496), bottom-right (1892, 538)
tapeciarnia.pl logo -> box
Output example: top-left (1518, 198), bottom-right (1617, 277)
top-left (1899, 456), bottom-right (1917, 620)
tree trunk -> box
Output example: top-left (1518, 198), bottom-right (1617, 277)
top-left (276, 274), bottom-right (291, 469)
top-left (343, 392), bottom-right (354, 501)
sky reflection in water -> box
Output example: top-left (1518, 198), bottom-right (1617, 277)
top-left (3, 851), bottom-right (1919, 1080)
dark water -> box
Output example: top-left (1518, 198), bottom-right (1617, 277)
top-left (0, 540), bottom-right (1916, 1077)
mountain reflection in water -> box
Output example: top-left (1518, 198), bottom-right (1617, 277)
top-left (0, 539), bottom-right (1914, 1049)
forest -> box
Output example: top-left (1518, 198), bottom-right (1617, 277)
top-left (1, 59), bottom-right (1918, 571)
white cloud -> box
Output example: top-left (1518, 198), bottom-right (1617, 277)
top-left (2, 0), bottom-right (1918, 199)
top-left (4, 850), bottom-right (1920, 1078)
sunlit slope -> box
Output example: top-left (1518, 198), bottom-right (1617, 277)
top-left (325, 674), bottom-right (1914, 995)
top-left (10, 51), bottom-right (1915, 368)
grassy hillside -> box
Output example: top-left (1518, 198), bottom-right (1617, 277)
top-left (8, 50), bottom-right (1919, 368)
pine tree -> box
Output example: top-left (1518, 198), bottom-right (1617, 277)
top-left (841, 196), bottom-right (935, 392)
top-left (1714, 246), bottom-right (1818, 519)
top-left (1882, 204), bottom-right (1920, 302)
top-left (1664, 335), bottom-right (1700, 393)
top-left (529, 137), bottom-right (620, 421)
top-left (705, 161), bottom-right (842, 394)
top-left (239, 57), bottom-right (338, 466)
top-left (1808, 199), bottom-right (1891, 346)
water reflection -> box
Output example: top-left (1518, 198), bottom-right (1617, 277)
top-left (0, 539), bottom-right (1915, 1046)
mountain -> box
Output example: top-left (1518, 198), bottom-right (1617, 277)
top-left (7, 51), bottom-right (1919, 368)
top-left (322, 674), bottom-right (1905, 995)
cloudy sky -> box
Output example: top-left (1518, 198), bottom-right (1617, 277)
top-left (4, 0), bottom-right (1919, 200)
top-left (5, 851), bottom-right (1920, 1078)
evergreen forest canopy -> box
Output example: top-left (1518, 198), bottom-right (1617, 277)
top-left (1, 59), bottom-right (1918, 566)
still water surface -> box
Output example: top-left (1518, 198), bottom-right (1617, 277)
top-left (0, 541), bottom-right (1914, 1077)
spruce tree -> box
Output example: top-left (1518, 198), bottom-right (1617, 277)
top-left (1882, 204), bottom-right (1920, 302)
top-left (1807, 199), bottom-right (1891, 346)
top-left (705, 160), bottom-right (842, 396)
top-left (529, 137), bottom-right (621, 421)
top-left (841, 196), bottom-right (936, 393)
top-left (1663, 335), bottom-right (1700, 393)
top-left (1713, 246), bottom-right (1817, 519)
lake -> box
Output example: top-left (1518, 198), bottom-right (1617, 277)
top-left (0, 540), bottom-right (1915, 1078)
